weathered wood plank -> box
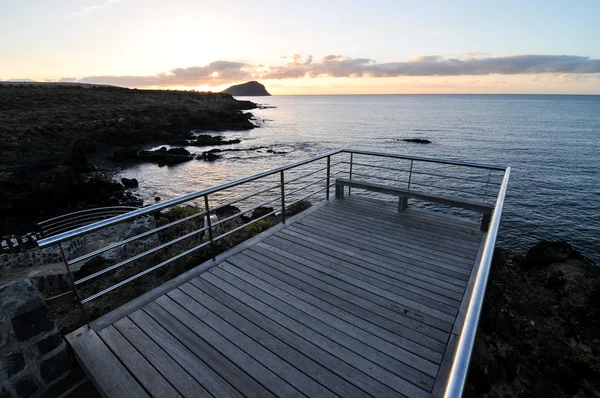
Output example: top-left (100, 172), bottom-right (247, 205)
top-left (178, 282), bottom-right (370, 398)
top-left (318, 206), bottom-right (481, 252)
top-left (260, 238), bottom-right (461, 322)
top-left (273, 228), bottom-right (470, 284)
top-left (342, 195), bottom-right (483, 230)
top-left (97, 326), bottom-right (181, 398)
top-left (279, 226), bottom-right (471, 279)
top-left (341, 195), bottom-right (483, 229)
top-left (163, 289), bottom-right (337, 398)
top-left (214, 264), bottom-right (437, 392)
top-left (232, 251), bottom-right (445, 363)
top-left (66, 326), bottom-right (149, 398)
top-left (330, 198), bottom-right (482, 242)
top-left (303, 209), bottom-right (479, 262)
top-left (263, 232), bottom-right (467, 295)
top-left (251, 237), bottom-right (464, 303)
top-left (298, 213), bottom-right (477, 265)
top-left (90, 200), bottom-right (329, 331)
top-left (314, 206), bottom-right (481, 256)
top-left (194, 273), bottom-right (422, 398)
top-left (138, 303), bottom-right (272, 398)
top-left (150, 296), bottom-right (303, 398)
top-left (247, 241), bottom-right (460, 313)
top-left (113, 316), bottom-right (209, 398)
top-left (291, 219), bottom-right (474, 270)
top-left (252, 242), bottom-right (450, 342)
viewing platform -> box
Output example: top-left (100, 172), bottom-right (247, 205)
top-left (37, 149), bottom-right (510, 397)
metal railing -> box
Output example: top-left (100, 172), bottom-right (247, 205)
top-left (37, 149), bottom-right (509, 396)
top-left (38, 206), bottom-right (141, 238)
top-left (443, 166), bottom-right (510, 398)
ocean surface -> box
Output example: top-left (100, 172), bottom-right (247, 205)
top-left (118, 95), bottom-right (600, 262)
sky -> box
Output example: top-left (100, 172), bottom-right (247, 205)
top-left (1, 0), bottom-right (599, 94)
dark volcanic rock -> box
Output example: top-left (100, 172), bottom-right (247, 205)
top-left (198, 152), bottom-right (222, 161)
top-left (137, 147), bottom-right (194, 167)
top-left (121, 177), bottom-right (139, 188)
top-left (191, 135), bottom-right (241, 147)
top-left (402, 138), bottom-right (432, 144)
top-left (222, 81), bottom-right (271, 96)
top-left (0, 85), bottom-right (258, 165)
top-left (251, 206), bottom-right (274, 220)
top-left (466, 243), bottom-right (600, 397)
top-left (521, 240), bottom-right (583, 270)
top-left (215, 205), bottom-right (241, 217)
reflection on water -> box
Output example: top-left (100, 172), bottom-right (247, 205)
top-left (118, 95), bottom-right (600, 262)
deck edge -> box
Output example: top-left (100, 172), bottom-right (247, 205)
top-left (66, 326), bottom-right (147, 397)
top-left (451, 232), bottom-right (487, 336)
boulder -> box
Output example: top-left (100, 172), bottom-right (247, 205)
top-left (215, 205), bottom-right (241, 217)
top-left (251, 206), bottom-right (274, 220)
top-left (402, 138), bottom-right (432, 144)
top-left (192, 135), bottom-right (241, 147)
top-left (198, 152), bottom-right (221, 161)
top-left (120, 178), bottom-right (139, 188)
top-left (137, 147), bottom-right (194, 166)
top-left (522, 240), bottom-right (582, 270)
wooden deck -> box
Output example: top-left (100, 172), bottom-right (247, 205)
top-left (67, 196), bottom-right (486, 398)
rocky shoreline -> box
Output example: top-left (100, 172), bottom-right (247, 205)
top-left (0, 85), bottom-right (260, 238)
top-left (466, 241), bottom-right (599, 397)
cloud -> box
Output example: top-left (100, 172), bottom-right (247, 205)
top-left (64, 54), bottom-right (600, 88)
top-left (66, 0), bottom-right (125, 18)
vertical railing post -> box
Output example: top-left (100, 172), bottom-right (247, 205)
top-left (280, 170), bottom-right (286, 223)
top-left (348, 152), bottom-right (354, 196)
top-left (204, 195), bottom-right (216, 261)
top-left (58, 242), bottom-right (90, 328)
top-left (407, 159), bottom-right (414, 190)
top-left (326, 156), bottom-right (331, 200)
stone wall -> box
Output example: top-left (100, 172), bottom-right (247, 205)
top-left (0, 279), bottom-right (72, 397)
top-left (0, 239), bottom-right (86, 278)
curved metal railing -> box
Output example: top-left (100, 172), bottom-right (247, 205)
top-left (38, 206), bottom-right (141, 238)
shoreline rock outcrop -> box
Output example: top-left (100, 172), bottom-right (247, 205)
top-left (402, 138), bottom-right (432, 144)
top-left (467, 241), bottom-right (599, 397)
top-left (0, 85), bottom-right (259, 237)
top-left (0, 85), bottom-right (257, 166)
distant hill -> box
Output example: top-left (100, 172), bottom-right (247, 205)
top-left (222, 81), bottom-right (271, 96)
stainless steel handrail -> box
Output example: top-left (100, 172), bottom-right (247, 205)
top-left (443, 166), bottom-right (511, 398)
top-left (341, 149), bottom-right (507, 170)
top-left (340, 160), bottom-right (503, 185)
top-left (37, 150), bottom-right (343, 248)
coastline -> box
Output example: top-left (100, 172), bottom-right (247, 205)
top-left (466, 242), bottom-right (599, 397)
top-left (0, 85), bottom-right (259, 238)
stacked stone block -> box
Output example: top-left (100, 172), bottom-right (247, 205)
top-left (0, 280), bottom-right (72, 397)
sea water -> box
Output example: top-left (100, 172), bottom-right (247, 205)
top-left (118, 95), bottom-right (600, 262)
